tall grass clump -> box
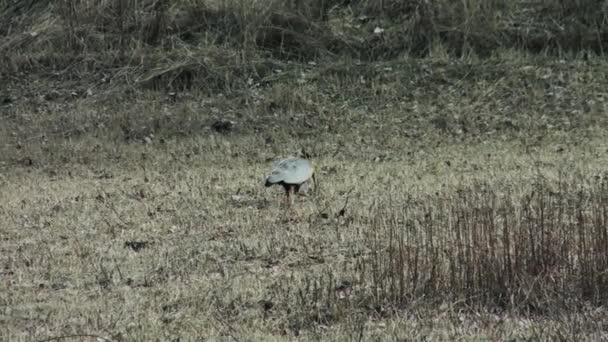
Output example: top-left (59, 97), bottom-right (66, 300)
top-left (272, 174), bottom-right (608, 329)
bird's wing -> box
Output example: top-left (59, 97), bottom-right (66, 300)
top-left (280, 159), bottom-right (312, 184)
top-left (271, 155), bottom-right (297, 168)
top-left (267, 158), bottom-right (312, 184)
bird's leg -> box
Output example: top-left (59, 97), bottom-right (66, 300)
top-left (288, 186), bottom-right (294, 208)
top-left (283, 186), bottom-right (291, 208)
top-left (294, 184), bottom-right (302, 204)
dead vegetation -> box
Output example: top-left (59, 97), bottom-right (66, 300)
top-left (3, 0), bottom-right (608, 340)
top-left (2, 0), bottom-right (608, 95)
top-left (3, 137), bottom-right (608, 339)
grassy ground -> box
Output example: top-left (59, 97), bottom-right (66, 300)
top-left (3, 57), bottom-right (608, 340)
top-left (3, 0), bottom-right (608, 340)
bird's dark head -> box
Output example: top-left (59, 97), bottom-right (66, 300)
top-left (264, 177), bottom-right (273, 187)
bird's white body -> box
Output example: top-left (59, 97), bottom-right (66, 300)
top-left (265, 158), bottom-right (316, 207)
top-left (266, 158), bottom-right (313, 185)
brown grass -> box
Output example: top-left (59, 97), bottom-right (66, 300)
top-left (2, 132), bottom-right (608, 340)
top-left (3, 0), bottom-right (608, 340)
top-left (2, 0), bottom-right (608, 96)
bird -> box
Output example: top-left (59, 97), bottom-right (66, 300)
top-left (265, 157), bottom-right (316, 207)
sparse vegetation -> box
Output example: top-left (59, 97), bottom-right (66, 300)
top-left (2, 0), bottom-right (608, 340)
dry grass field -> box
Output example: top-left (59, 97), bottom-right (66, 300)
top-left (3, 0), bottom-right (608, 340)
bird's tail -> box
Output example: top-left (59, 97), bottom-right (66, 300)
top-left (264, 177), bottom-right (274, 187)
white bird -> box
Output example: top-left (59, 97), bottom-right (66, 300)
top-left (265, 158), bottom-right (316, 207)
